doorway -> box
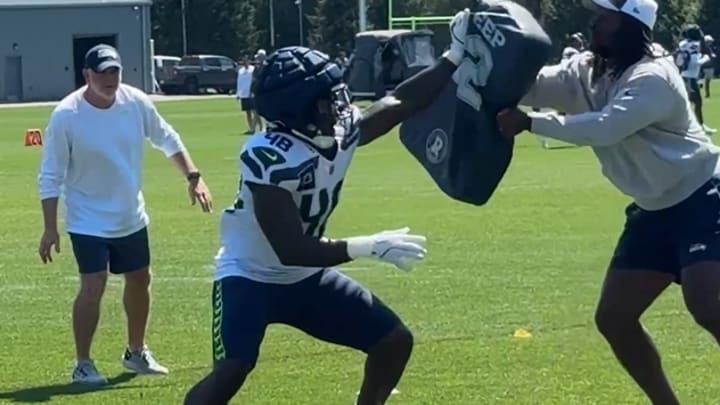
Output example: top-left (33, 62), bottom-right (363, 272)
top-left (73, 35), bottom-right (117, 88)
top-left (4, 55), bottom-right (23, 101)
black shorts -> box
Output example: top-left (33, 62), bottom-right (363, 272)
top-left (610, 176), bottom-right (720, 282)
top-left (211, 269), bottom-right (403, 367)
top-left (685, 78), bottom-right (701, 102)
top-left (69, 227), bottom-right (150, 274)
top-left (240, 97), bottom-right (254, 111)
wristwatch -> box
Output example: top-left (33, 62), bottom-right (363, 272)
top-left (187, 171), bottom-right (201, 182)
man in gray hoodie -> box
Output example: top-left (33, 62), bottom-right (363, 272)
top-left (498, 0), bottom-right (720, 404)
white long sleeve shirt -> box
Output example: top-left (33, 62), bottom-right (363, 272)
top-left (38, 84), bottom-right (187, 238)
top-left (521, 52), bottom-right (720, 211)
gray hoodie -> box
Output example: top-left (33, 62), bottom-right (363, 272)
top-left (522, 51), bottom-right (720, 210)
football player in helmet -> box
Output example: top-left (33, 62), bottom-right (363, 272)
top-left (702, 34), bottom-right (716, 99)
top-left (562, 32), bottom-right (586, 60)
top-left (676, 24), bottom-right (716, 134)
top-left (183, 10), bottom-right (471, 405)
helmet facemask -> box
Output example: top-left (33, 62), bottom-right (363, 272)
top-left (304, 83), bottom-right (353, 148)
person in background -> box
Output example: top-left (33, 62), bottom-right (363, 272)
top-left (250, 49), bottom-right (267, 132)
top-left (676, 24), bottom-right (716, 134)
top-left (335, 50), bottom-right (350, 74)
top-left (562, 32), bottom-right (586, 60)
top-left (236, 56), bottom-right (257, 134)
top-left (702, 34), bottom-right (716, 99)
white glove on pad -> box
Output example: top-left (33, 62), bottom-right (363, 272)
top-left (444, 8), bottom-right (471, 66)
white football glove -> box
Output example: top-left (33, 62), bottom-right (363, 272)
top-left (344, 227), bottom-right (427, 272)
top-left (445, 8), bottom-right (471, 66)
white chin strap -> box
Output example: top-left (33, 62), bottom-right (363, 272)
top-left (312, 135), bottom-right (336, 149)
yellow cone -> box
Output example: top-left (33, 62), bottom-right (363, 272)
top-left (513, 328), bottom-right (532, 338)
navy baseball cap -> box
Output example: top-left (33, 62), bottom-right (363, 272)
top-left (84, 44), bottom-right (122, 72)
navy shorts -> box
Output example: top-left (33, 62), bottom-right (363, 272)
top-left (685, 78), bottom-right (701, 103)
top-left (610, 176), bottom-right (720, 282)
top-left (211, 269), bottom-right (403, 367)
top-left (68, 228), bottom-right (150, 274)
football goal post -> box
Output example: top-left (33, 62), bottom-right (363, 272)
top-left (387, 0), bottom-right (453, 30)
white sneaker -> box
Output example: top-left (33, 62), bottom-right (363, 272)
top-left (704, 124), bottom-right (717, 135)
top-left (355, 387), bottom-right (400, 403)
top-left (121, 347), bottom-right (169, 375)
top-left (72, 360), bottom-right (108, 385)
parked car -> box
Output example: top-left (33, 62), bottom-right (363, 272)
top-left (345, 29), bottom-right (436, 100)
top-left (153, 55), bottom-right (181, 91)
top-left (161, 54), bottom-right (238, 95)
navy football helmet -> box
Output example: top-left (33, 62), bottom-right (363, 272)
top-left (682, 24), bottom-right (704, 42)
top-left (253, 46), bottom-right (352, 139)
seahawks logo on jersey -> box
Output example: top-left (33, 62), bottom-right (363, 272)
top-left (230, 130), bottom-right (349, 238)
top-left (240, 147), bottom-right (287, 179)
top-left (269, 156), bottom-right (319, 191)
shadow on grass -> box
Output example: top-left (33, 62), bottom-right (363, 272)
top-left (0, 372), bottom-right (138, 403)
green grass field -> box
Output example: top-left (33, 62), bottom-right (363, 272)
top-left (0, 88), bottom-right (719, 405)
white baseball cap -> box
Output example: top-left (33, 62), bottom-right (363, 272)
top-left (706, 35), bottom-right (715, 43)
top-left (583, 0), bottom-right (658, 30)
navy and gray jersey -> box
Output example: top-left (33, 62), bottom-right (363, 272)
top-left (214, 107), bottom-right (362, 284)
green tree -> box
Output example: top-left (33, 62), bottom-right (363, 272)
top-left (255, 0), bottom-right (318, 51)
top-left (151, 0), bottom-right (183, 55)
top-left (151, 0), bottom-right (260, 58)
top-left (698, 0), bottom-right (720, 39)
top-left (308, 0), bottom-right (357, 53)
top-left (233, 0), bottom-right (259, 58)
top-left (654, 0), bottom-right (702, 47)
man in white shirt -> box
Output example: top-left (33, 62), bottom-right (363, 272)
top-left (235, 57), bottom-right (257, 134)
top-left (37, 44), bottom-right (213, 385)
top-left (251, 49), bottom-right (268, 132)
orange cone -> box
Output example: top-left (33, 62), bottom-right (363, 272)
top-left (25, 129), bottom-right (42, 146)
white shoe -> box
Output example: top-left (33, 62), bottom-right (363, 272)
top-left (355, 388), bottom-right (400, 403)
top-left (704, 124), bottom-right (717, 135)
top-left (121, 347), bottom-right (169, 375)
top-left (72, 360), bottom-right (108, 385)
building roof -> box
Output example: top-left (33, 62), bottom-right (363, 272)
top-left (0, 0), bottom-right (151, 8)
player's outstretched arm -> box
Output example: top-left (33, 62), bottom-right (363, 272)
top-left (249, 183), bottom-right (427, 271)
top-left (357, 9), bottom-right (470, 146)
